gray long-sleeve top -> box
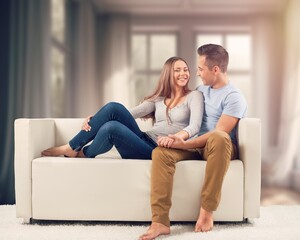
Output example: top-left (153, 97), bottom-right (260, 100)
top-left (129, 90), bottom-right (204, 143)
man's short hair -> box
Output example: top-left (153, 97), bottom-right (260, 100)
top-left (197, 44), bottom-right (229, 73)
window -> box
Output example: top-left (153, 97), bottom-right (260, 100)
top-left (196, 33), bottom-right (252, 115)
top-left (51, 0), bottom-right (66, 117)
top-left (131, 33), bottom-right (177, 104)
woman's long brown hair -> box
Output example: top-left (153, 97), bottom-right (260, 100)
top-left (143, 57), bottom-right (191, 123)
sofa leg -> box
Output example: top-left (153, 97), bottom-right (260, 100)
top-left (244, 218), bottom-right (254, 224)
top-left (22, 217), bottom-right (32, 224)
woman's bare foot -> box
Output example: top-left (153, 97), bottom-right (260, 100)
top-left (41, 144), bottom-right (78, 158)
top-left (77, 149), bottom-right (86, 158)
top-left (139, 222), bottom-right (170, 240)
top-left (195, 207), bottom-right (214, 232)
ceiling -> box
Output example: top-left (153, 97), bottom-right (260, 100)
top-left (91, 0), bottom-right (287, 16)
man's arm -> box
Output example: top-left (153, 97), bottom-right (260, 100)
top-left (169, 114), bottom-right (239, 149)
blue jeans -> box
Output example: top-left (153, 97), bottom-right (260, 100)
top-left (69, 102), bottom-right (157, 159)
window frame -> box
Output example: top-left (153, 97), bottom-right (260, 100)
top-left (130, 30), bottom-right (179, 104)
top-left (195, 30), bottom-right (252, 76)
top-left (195, 29), bottom-right (253, 115)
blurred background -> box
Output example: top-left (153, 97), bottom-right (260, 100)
top-left (0, 0), bottom-right (300, 205)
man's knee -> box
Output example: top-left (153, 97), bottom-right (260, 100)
top-left (152, 147), bottom-right (168, 161)
top-left (207, 130), bottom-right (230, 146)
top-left (205, 130), bottom-right (233, 161)
top-left (152, 147), bottom-right (175, 166)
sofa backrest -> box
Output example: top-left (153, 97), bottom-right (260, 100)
top-left (53, 118), bottom-right (154, 146)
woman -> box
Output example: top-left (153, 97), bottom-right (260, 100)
top-left (42, 57), bottom-right (204, 159)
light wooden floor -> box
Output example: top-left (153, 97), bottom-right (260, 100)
top-left (261, 186), bottom-right (300, 206)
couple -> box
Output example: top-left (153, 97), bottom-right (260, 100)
top-left (42, 44), bottom-right (247, 240)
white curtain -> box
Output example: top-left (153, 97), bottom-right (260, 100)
top-left (273, 0), bottom-right (300, 181)
top-left (1, 0), bottom-right (51, 204)
top-left (98, 14), bottom-right (131, 108)
top-left (9, 0), bottom-right (51, 118)
top-left (66, 0), bottom-right (99, 117)
top-left (66, 7), bottom-right (131, 116)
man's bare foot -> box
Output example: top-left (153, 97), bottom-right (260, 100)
top-left (139, 222), bottom-right (170, 240)
top-left (195, 207), bottom-right (214, 232)
top-left (41, 144), bottom-right (78, 158)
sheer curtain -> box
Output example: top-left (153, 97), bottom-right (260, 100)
top-left (66, 3), bottom-right (131, 117)
top-left (0, 0), bottom-right (51, 204)
top-left (273, 0), bottom-right (300, 182)
top-left (98, 14), bottom-right (131, 108)
top-left (66, 0), bottom-right (99, 117)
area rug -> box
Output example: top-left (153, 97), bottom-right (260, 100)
top-left (1, 205), bottom-right (300, 240)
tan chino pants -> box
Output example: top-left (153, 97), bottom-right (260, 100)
top-left (151, 130), bottom-right (237, 227)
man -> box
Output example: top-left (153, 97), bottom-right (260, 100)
top-left (139, 44), bottom-right (247, 240)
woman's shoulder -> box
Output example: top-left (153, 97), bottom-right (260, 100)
top-left (144, 96), bottom-right (164, 103)
top-left (187, 90), bottom-right (203, 99)
top-left (185, 90), bottom-right (203, 107)
top-left (153, 96), bottom-right (165, 103)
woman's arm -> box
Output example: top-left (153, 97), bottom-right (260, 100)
top-left (129, 100), bottom-right (156, 119)
top-left (181, 90), bottom-right (204, 138)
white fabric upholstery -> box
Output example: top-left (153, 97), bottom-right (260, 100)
top-left (14, 118), bottom-right (261, 223)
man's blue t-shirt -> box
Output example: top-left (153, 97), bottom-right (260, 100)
top-left (197, 83), bottom-right (247, 145)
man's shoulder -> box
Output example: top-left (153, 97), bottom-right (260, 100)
top-left (223, 84), bottom-right (248, 118)
top-left (196, 83), bottom-right (246, 103)
top-left (224, 84), bottom-right (246, 101)
top-left (211, 83), bottom-right (245, 105)
top-left (196, 83), bottom-right (241, 94)
top-left (226, 83), bottom-right (243, 94)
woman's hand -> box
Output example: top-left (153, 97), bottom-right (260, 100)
top-left (157, 136), bottom-right (174, 148)
top-left (166, 134), bottom-right (186, 149)
top-left (81, 115), bottom-right (93, 132)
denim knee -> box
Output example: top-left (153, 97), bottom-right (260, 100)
top-left (82, 121), bottom-right (119, 157)
top-left (99, 120), bottom-right (120, 137)
top-left (102, 102), bottom-right (125, 114)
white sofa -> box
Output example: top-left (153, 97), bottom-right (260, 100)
top-left (14, 118), bottom-right (261, 224)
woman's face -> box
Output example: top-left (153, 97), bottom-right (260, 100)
top-left (172, 60), bottom-right (190, 88)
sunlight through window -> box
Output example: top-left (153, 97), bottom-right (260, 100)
top-left (131, 33), bottom-right (177, 104)
top-left (51, 0), bottom-right (66, 117)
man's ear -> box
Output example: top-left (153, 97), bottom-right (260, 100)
top-left (213, 65), bottom-right (220, 73)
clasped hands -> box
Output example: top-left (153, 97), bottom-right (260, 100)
top-left (157, 135), bottom-right (185, 149)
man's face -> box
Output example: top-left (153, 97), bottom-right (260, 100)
top-left (197, 55), bottom-right (216, 87)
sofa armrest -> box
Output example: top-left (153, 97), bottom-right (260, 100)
top-left (238, 118), bottom-right (261, 219)
top-left (14, 119), bottom-right (55, 221)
